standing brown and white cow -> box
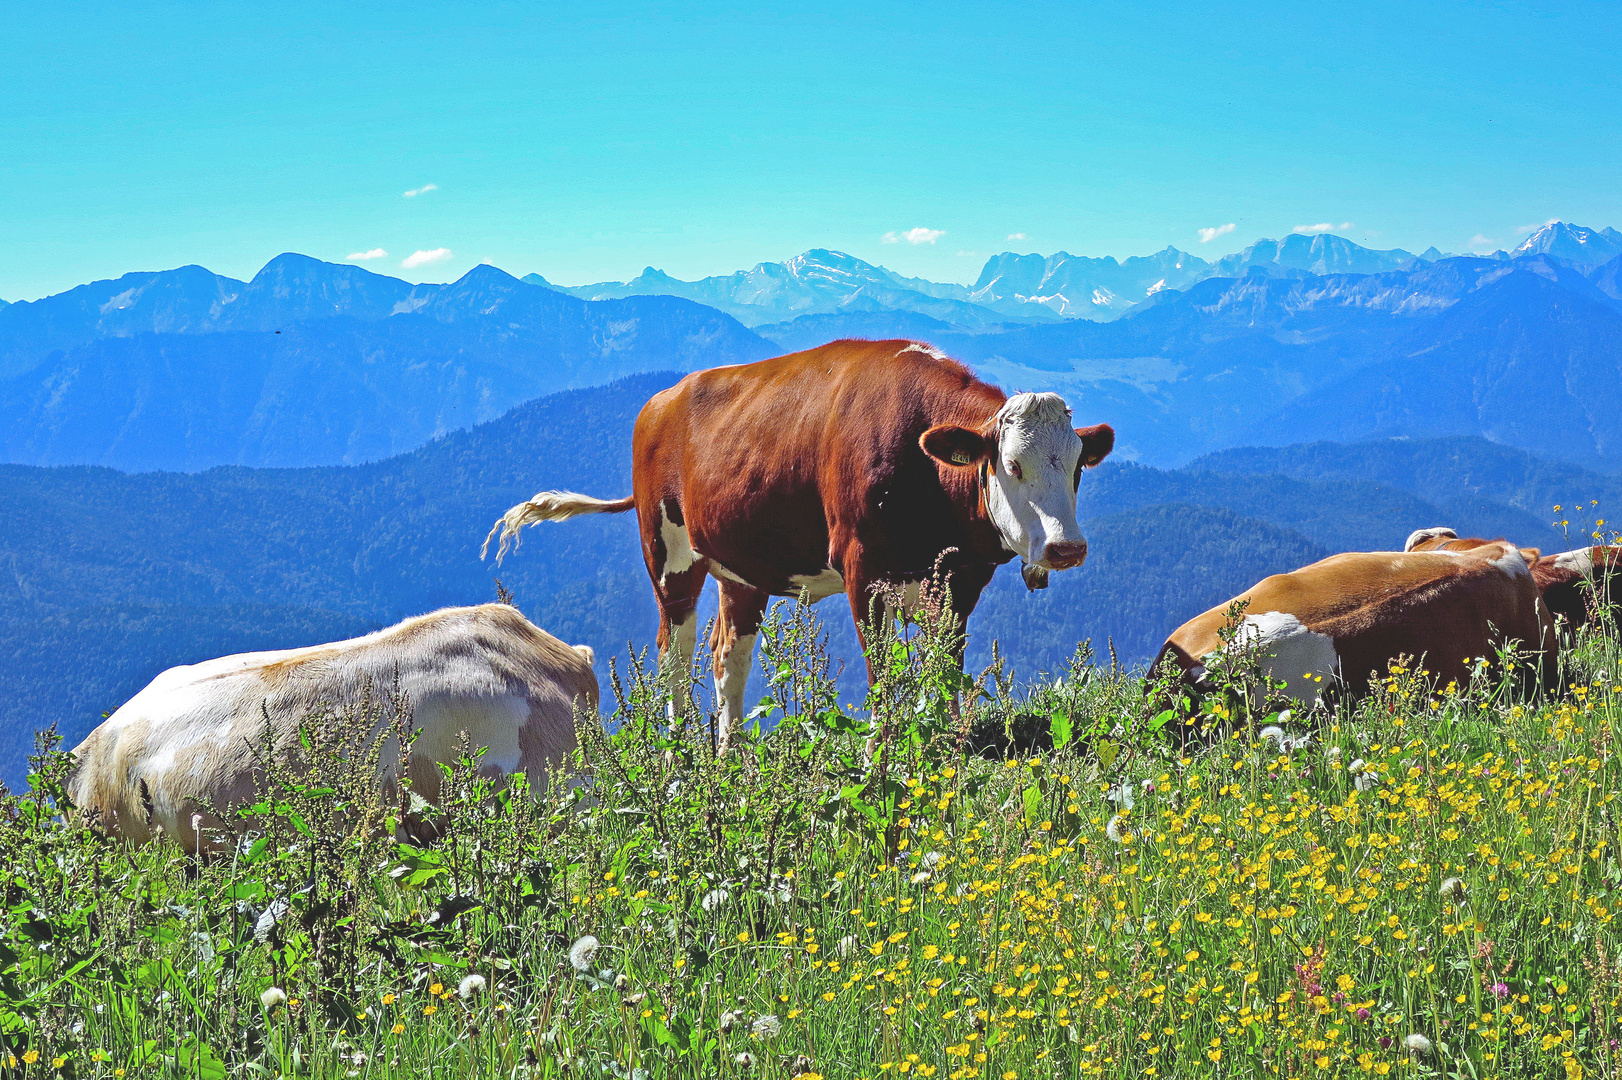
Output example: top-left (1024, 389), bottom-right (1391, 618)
top-left (1154, 542), bottom-right (1558, 705)
top-left (1405, 527), bottom-right (1622, 631)
top-left (485, 339), bottom-right (1114, 750)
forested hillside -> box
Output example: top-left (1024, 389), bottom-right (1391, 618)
top-left (1, 367), bottom-right (1600, 786)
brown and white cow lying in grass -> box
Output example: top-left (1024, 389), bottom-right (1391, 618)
top-left (1405, 527), bottom-right (1622, 632)
top-left (1154, 543), bottom-right (1558, 706)
top-left (66, 604), bottom-right (597, 851)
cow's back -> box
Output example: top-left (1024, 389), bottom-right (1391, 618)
top-left (67, 605), bottom-right (597, 848)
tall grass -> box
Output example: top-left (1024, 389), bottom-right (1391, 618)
top-left (4, 587), bottom-right (1622, 1079)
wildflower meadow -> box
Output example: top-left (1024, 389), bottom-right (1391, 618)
top-left (5, 578), bottom-right (1622, 1079)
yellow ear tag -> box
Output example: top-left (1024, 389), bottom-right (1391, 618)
top-left (951, 450), bottom-right (971, 464)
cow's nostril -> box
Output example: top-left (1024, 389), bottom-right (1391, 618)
top-left (1043, 540), bottom-right (1088, 569)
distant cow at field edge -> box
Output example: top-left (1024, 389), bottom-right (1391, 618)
top-left (485, 338), bottom-right (1114, 752)
top-left (1406, 526), bottom-right (1622, 632)
top-left (1154, 543), bottom-right (1557, 705)
top-left (67, 605), bottom-right (597, 851)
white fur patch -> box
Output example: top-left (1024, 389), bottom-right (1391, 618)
top-left (1552, 547), bottom-right (1596, 577)
top-left (709, 560), bottom-right (752, 587)
top-left (1404, 526), bottom-right (1457, 551)
top-left (899, 342), bottom-right (950, 362)
top-left (788, 568), bottom-right (846, 602)
top-left (1234, 611), bottom-right (1340, 706)
top-left (658, 509), bottom-right (695, 583)
top-left (1488, 543), bottom-right (1532, 580)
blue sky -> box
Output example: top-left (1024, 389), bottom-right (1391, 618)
top-left (3, 1), bottom-right (1619, 300)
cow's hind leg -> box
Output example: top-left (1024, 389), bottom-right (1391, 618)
top-left (642, 498), bottom-right (710, 718)
top-left (712, 578), bottom-right (769, 757)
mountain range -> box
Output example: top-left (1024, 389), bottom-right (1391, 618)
top-left (3, 224), bottom-right (1622, 473)
top-left (0, 256), bottom-right (773, 470)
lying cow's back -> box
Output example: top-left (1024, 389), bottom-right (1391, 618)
top-left (1406, 527), bottom-right (1621, 631)
top-left (67, 604), bottom-right (597, 849)
top-left (1155, 544), bottom-right (1556, 703)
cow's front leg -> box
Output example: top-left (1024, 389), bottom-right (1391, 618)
top-left (712, 578), bottom-right (769, 757)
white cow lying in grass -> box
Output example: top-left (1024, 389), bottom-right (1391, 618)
top-left (66, 604), bottom-right (597, 852)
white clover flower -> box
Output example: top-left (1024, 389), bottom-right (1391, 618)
top-left (458, 974), bottom-right (486, 999)
top-left (568, 935), bottom-right (601, 972)
top-left (260, 986), bottom-right (288, 1010)
top-left (751, 1013), bottom-right (782, 1039)
top-left (1439, 877), bottom-right (1466, 903)
top-left (1403, 1033), bottom-right (1433, 1056)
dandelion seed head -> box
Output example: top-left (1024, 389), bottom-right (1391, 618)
top-left (1404, 1033), bottom-right (1433, 1056)
top-left (457, 974), bottom-right (486, 999)
top-left (568, 935), bottom-right (601, 972)
top-left (260, 987), bottom-right (288, 1010)
top-left (1439, 877), bottom-right (1465, 902)
top-left (751, 1013), bottom-right (782, 1039)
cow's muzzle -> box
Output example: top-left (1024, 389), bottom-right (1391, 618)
top-left (1021, 563), bottom-right (1050, 590)
top-left (1038, 539), bottom-right (1089, 571)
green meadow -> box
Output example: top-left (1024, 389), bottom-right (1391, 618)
top-left (3, 588), bottom-right (1620, 1080)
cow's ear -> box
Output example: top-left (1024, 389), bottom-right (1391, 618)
top-left (1076, 423), bottom-right (1115, 467)
top-left (920, 424), bottom-right (991, 467)
top-left (1520, 547), bottom-right (1543, 565)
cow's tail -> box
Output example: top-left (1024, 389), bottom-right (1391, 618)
top-left (482, 491), bottom-right (635, 564)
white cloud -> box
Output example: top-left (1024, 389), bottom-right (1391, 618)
top-left (1514, 218), bottom-right (1559, 235)
top-left (346, 248), bottom-right (387, 261)
top-left (1292, 222), bottom-right (1354, 235)
top-left (402, 248), bottom-right (453, 269)
top-left (1007, 232), bottom-right (1028, 241)
top-left (881, 227), bottom-right (946, 245)
top-left (1469, 234), bottom-right (1496, 249)
top-left (1197, 222), bottom-right (1236, 244)
top-left (402, 183), bottom-right (439, 198)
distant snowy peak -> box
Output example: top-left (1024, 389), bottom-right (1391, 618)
top-left (535, 249), bottom-right (1035, 329)
top-left (1208, 233), bottom-right (1416, 278)
top-left (967, 246), bottom-right (1208, 319)
top-left (1511, 222), bottom-right (1622, 266)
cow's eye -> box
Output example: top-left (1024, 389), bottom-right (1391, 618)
top-left (1006, 459), bottom-right (1022, 480)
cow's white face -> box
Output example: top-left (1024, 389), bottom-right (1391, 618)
top-left (921, 392), bottom-right (1114, 588)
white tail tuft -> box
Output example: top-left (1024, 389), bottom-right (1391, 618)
top-left (481, 490), bottom-right (634, 564)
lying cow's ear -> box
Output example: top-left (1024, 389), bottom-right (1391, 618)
top-left (1520, 547), bottom-right (1543, 565)
top-left (920, 425), bottom-right (990, 467)
top-left (1076, 423), bottom-right (1115, 467)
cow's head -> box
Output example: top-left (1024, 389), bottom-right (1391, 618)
top-left (922, 392), bottom-right (1114, 588)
